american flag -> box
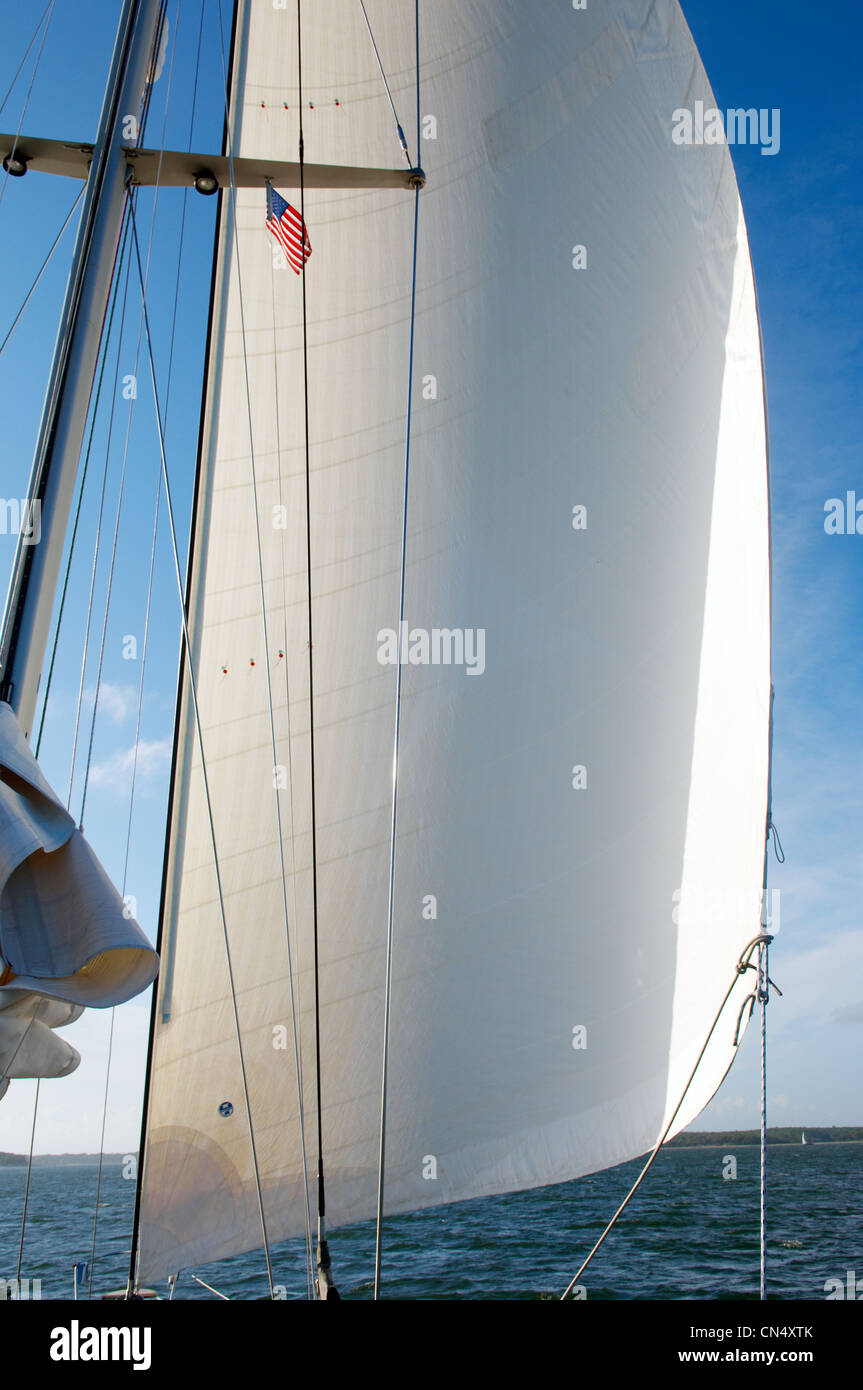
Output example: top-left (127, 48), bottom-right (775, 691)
top-left (266, 181), bottom-right (311, 274)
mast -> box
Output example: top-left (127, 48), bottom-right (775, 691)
top-left (0, 0), bottom-right (165, 739)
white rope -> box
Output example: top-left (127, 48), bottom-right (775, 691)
top-left (759, 938), bottom-right (769, 1300)
top-left (189, 1273), bottom-right (230, 1299)
top-left (560, 933), bottom-right (771, 1300)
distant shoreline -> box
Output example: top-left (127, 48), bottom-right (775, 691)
top-left (0, 1152), bottom-right (129, 1168)
top-left (667, 1126), bottom-right (862, 1149)
top-left (1, 1127), bottom-right (861, 1166)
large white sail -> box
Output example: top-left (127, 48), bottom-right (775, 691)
top-left (137, 0), bottom-right (770, 1283)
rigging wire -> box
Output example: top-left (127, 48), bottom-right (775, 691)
top-left (373, 0), bottom-right (421, 1304)
top-left (0, 0), bottom-right (54, 117)
top-left (125, 0), bottom-right (218, 1298)
top-left (560, 933), bottom-right (775, 1300)
top-left (72, 236), bottom-right (136, 1294)
top-left (79, 2), bottom-right (180, 836)
top-left (86, 1010), bottom-right (116, 1300)
top-left (269, 196), bottom-right (315, 1304)
top-left (86, 1), bottom-right (187, 1297)
top-left (292, 0), bottom-right (339, 1301)
top-left (65, 244), bottom-right (133, 810)
top-left (357, 0), bottom-right (412, 165)
top-left (372, 10), bottom-right (419, 1301)
top-left (32, 207), bottom-right (134, 759)
top-left (16, 203), bottom-right (134, 1284)
top-left (215, 0), bottom-right (315, 1298)
top-left (0, 185), bottom-right (84, 358)
top-left (0, 0), bottom-right (56, 216)
top-left (14, 1078), bottom-right (39, 1282)
top-left (127, 195), bottom-right (277, 1300)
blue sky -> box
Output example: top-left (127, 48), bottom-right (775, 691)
top-left (0, 0), bottom-right (861, 1155)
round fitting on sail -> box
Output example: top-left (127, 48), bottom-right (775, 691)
top-left (2, 151), bottom-right (28, 177)
top-left (193, 169), bottom-right (219, 195)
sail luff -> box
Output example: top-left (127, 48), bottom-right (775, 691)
top-left (128, 0), bottom-right (245, 1294)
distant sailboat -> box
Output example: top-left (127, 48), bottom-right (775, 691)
top-left (802, 1131), bottom-right (807, 1145)
top-left (0, 0), bottom-right (774, 1300)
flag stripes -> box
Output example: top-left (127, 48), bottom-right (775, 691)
top-left (266, 181), bottom-right (311, 274)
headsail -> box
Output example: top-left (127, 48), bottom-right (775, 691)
top-left (136, 0), bottom-right (770, 1284)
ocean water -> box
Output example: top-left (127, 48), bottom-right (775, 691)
top-left (1, 1142), bottom-right (860, 1301)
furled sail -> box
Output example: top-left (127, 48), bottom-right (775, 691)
top-left (0, 701), bottom-right (158, 1093)
top-left (137, 0), bottom-right (770, 1283)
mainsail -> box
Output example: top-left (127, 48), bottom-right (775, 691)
top-left (136, 0), bottom-right (770, 1283)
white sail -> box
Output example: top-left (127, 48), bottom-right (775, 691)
top-left (0, 700), bottom-right (159, 1092)
top-left (137, 0), bottom-right (770, 1282)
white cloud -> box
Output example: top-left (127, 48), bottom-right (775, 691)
top-left (87, 738), bottom-right (171, 790)
top-left (85, 682), bottom-right (138, 726)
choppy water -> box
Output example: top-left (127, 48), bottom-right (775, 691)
top-left (1, 1142), bottom-right (860, 1300)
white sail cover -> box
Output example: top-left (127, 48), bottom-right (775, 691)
top-left (0, 701), bottom-right (159, 1093)
top-left (137, 0), bottom-right (770, 1281)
